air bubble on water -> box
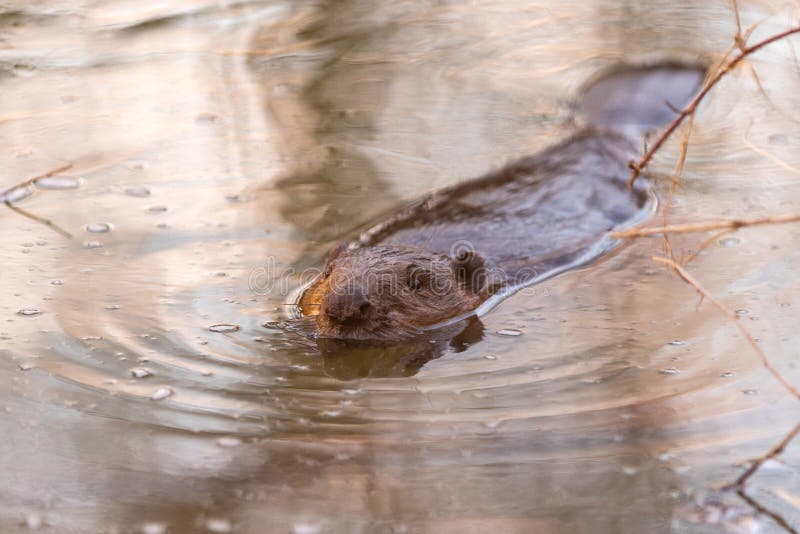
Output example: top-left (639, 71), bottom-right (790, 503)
top-left (496, 329), bottom-right (522, 336)
top-left (206, 518), bottom-right (232, 533)
top-left (659, 368), bottom-right (680, 375)
top-left (668, 340), bottom-right (686, 346)
top-left (742, 389), bottom-right (758, 396)
top-left (17, 308), bottom-right (42, 317)
top-left (50, 279), bottom-right (63, 285)
top-left (85, 222), bottom-right (111, 233)
top-left (261, 321), bottom-right (281, 330)
top-left (147, 205), bottom-right (168, 213)
top-left (35, 176), bottom-right (79, 190)
top-left (208, 324), bottom-right (240, 333)
top-left (1, 184), bottom-right (34, 203)
top-left (18, 363), bottom-right (34, 371)
top-left (760, 458), bottom-right (785, 470)
top-left (216, 437), bottom-right (242, 448)
top-left (125, 185), bottom-right (151, 197)
top-left (24, 513), bottom-right (42, 529)
top-left (130, 367), bottom-right (153, 379)
top-left (141, 522), bottom-right (167, 534)
top-left (484, 354), bottom-right (497, 360)
top-left (735, 309), bottom-right (749, 315)
top-left (151, 387), bottom-right (173, 401)
top-left (104, 304), bottom-right (120, 310)
top-left (719, 237), bottom-right (740, 247)
top-left (83, 241), bottom-right (103, 249)
top-left (292, 524), bottom-right (321, 534)
top-left (721, 372), bottom-right (734, 378)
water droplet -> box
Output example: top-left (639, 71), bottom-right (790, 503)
top-left (735, 309), bottom-right (749, 315)
top-left (1, 184), bottom-right (34, 203)
top-left (742, 389), bottom-right (758, 396)
top-left (141, 522), bottom-right (167, 534)
top-left (721, 372), bottom-right (734, 378)
top-left (484, 354), bottom-right (497, 360)
top-left (292, 524), bottom-right (321, 534)
top-left (668, 340), bottom-right (686, 346)
top-left (24, 513), bottom-right (42, 529)
top-left (130, 367), bottom-right (153, 379)
top-left (124, 185), bottom-right (151, 197)
top-left (150, 387), bottom-right (173, 401)
top-left (719, 237), bottom-right (740, 247)
top-left (83, 241), bottom-right (103, 249)
top-left (84, 222), bottom-right (111, 233)
top-left (496, 329), bottom-right (522, 336)
top-left (216, 437), bottom-right (242, 448)
top-left (208, 324), bottom-right (240, 333)
top-left (205, 518), bottom-right (232, 533)
top-left (35, 176), bottom-right (80, 190)
top-left (104, 304), bottom-right (120, 310)
top-left (147, 205), bottom-right (168, 213)
top-left (17, 308), bottom-right (42, 317)
top-left (50, 279), bottom-right (63, 285)
top-left (196, 111), bottom-right (220, 123)
top-left (659, 367), bottom-right (680, 375)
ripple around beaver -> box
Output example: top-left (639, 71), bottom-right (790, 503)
top-left (293, 63), bottom-right (706, 377)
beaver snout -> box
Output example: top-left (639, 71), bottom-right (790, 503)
top-left (322, 285), bottom-right (374, 325)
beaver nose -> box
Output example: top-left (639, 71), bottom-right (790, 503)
top-left (323, 286), bottom-right (372, 323)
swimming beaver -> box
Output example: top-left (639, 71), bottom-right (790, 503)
top-left (297, 64), bottom-right (706, 342)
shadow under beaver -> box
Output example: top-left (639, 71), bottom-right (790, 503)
top-left (287, 63), bottom-right (706, 379)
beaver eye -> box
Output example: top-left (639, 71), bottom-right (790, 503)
top-left (408, 269), bottom-right (430, 291)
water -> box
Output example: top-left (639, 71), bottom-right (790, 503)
top-left (1, 1), bottom-right (799, 532)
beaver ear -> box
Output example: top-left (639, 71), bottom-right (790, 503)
top-left (453, 251), bottom-right (505, 296)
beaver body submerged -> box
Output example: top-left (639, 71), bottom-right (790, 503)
top-left (298, 64), bottom-right (705, 342)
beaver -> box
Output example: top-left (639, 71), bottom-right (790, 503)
top-left (296, 64), bottom-right (706, 344)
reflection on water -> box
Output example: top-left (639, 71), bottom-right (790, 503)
top-left (1, 0), bottom-right (799, 532)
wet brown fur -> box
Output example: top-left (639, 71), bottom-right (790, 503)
top-left (299, 245), bottom-right (493, 340)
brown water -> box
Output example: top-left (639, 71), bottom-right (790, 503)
top-left (1, 1), bottom-right (800, 532)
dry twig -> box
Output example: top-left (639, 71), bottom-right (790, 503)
top-left (1, 164), bottom-right (74, 239)
top-left (613, 213), bottom-right (800, 239)
top-left (651, 256), bottom-right (800, 400)
top-left (627, 25), bottom-right (800, 188)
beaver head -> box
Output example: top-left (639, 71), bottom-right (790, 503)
top-left (299, 244), bottom-right (505, 340)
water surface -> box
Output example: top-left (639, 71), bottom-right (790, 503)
top-left (1, 1), bottom-right (799, 532)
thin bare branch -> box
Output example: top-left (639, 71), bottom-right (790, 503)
top-left (0, 163), bottom-right (73, 198)
top-left (4, 201), bottom-right (72, 238)
top-left (613, 213), bottom-right (800, 239)
top-left (725, 422), bottom-right (800, 490)
top-left (651, 256), bottom-right (800, 400)
top-left (1, 164), bottom-right (74, 239)
top-left (627, 26), bottom-right (800, 188)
